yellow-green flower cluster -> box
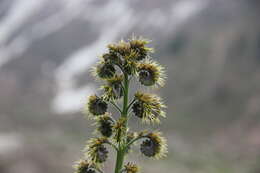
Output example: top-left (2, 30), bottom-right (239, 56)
top-left (85, 95), bottom-right (107, 118)
top-left (137, 59), bottom-right (165, 87)
top-left (95, 113), bottom-right (114, 138)
top-left (140, 132), bottom-right (167, 159)
top-left (95, 61), bottom-right (116, 79)
top-left (101, 75), bottom-right (124, 101)
top-left (93, 37), bottom-right (154, 78)
top-left (84, 137), bottom-right (109, 164)
top-left (129, 37), bottom-right (153, 61)
top-left (132, 92), bottom-right (166, 123)
top-left (123, 162), bottom-right (139, 173)
top-left (73, 160), bottom-right (97, 173)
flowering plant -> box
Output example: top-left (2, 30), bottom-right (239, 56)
top-left (74, 37), bottom-right (167, 173)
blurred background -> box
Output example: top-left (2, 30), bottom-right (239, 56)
top-left (0, 0), bottom-right (260, 172)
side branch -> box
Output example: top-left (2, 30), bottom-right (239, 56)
top-left (109, 100), bottom-right (122, 114)
top-left (106, 140), bottom-right (119, 152)
top-left (126, 98), bottom-right (136, 113)
top-left (125, 136), bottom-right (146, 149)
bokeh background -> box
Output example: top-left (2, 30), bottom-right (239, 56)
top-left (0, 0), bottom-right (260, 173)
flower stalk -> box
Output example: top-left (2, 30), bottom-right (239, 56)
top-left (114, 73), bottom-right (129, 173)
top-left (74, 36), bottom-right (168, 173)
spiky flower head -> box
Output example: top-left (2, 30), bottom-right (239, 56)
top-left (85, 137), bottom-right (109, 164)
top-left (140, 132), bottom-right (167, 159)
top-left (137, 60), bottom-right (165, 87)
top-left (107, 40), bottom-right (139, 75)
top-left (102, 52), bottom-right (121, 64)
top-left (123, 59), bottom-right (138, 75)
top-left (108, 40), bottom-right (131, 57)
top-left (102, 75), bottom-right (124, 101)
top-left (129, 36), bottom-right (153, 61)
top-left (132, 92), bottom-right (166, 123)
top-left (94, 61), bottom-right (116, 79)
top-left (123, 162), bottom-right (139, 173)
top-left (106, 37), bottom-right (154, 74)
top-left (73, 160), bottom-right (97, 173)
top-left (85, 95), bottom-right (107, 117)
top-left (96, 113), bottom-right (114, 138)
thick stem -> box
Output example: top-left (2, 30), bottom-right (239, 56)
top-left (114, 147), bottom-right (125, 173)
top-left (114, 74), bottom-right (129, 173)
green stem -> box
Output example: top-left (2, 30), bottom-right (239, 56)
top-left (126, 136), bottom-right (146, 148)
top-left (106, 141), bottom-right (119, 152)
top-left (114, 148), bottom-right (125, 173)
top-left (114, 74), bottom-right (129, 173)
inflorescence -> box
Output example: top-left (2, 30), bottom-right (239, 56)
top-left (74, 36), bottom-right (168, 173)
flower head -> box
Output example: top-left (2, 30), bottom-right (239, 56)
top-left (107, 40), bottom-right (138, 75)
top-left (123, 59), bottom-right (138, 75)
top-left (85, 138), bottom-right (109, 164)
top-left (94, 61), bottom-right (116, 79)
top-left (129, 37), bottom-right (153, 61)
top-left (96, 113), bottom-right (114, 138)
top-left (73, 160), bottom-right (97, 173)
top-left (137, 60), bottom-right (165, 87)
top-left (132, 92), bottom-right (166, 123)
top-left (108, 40), bottom-right (131, 57)
top-left (102, 75), bottom-right (124, 101)
top-left (140, 132), bottom-right (167, 159)
top-left (85, 95), bottom-right (108, 117)
top-left (104, 37), bottom-right (154, 77)
top-left (102, 52), bottom-right (121, 64)
top-left (123, 162), bottom-right (139, 173)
